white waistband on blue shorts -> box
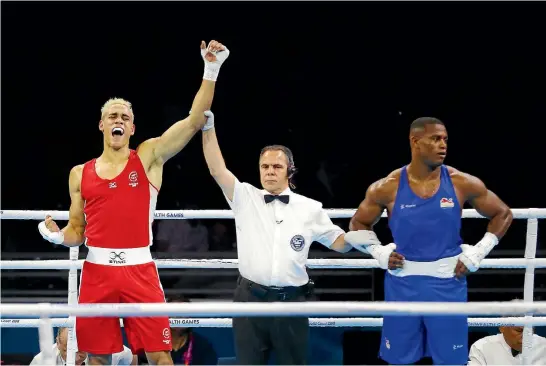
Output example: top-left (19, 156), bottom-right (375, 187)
top-left (387, 254), bottom-right (459, 278)
top-left (86, 246), bottom-right (153, 266)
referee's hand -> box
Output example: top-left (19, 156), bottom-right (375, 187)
top-left (388, 251), bottom-right (405, 269)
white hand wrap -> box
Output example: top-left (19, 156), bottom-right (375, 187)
top-left (188, 110), bottom-right (215, 131)
top-left (345, 230), bottom-right (396, 269)
top-left (201, 44), bottom-right (230, 82)
top-left (38, 221), bottom-right (65, 245)
top-left (458, 232), bottom-right (499, 272)
top-left (202, 110), bottom-right (215, 131)
top-left (367, 243), bottom-right (397, 270)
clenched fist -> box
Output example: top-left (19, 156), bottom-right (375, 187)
top-left (201, 40), bottom-right (230, 81)
top-left (38, 214), bottom-right (65, 245)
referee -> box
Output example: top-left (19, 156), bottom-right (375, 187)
top-left (200, 111), bottom-right (352, 365)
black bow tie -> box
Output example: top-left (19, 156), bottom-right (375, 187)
top-left (511, 348), bottom-right (521, 357)
top-left (264, 194), bottom-right (290, 204)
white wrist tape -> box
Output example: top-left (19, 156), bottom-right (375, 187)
top-left (345, 230), bottom-right (395, 269)
top-left (38, 221), bottom-right (65, 245)
top-left (367, 243), bottom-right (397, 270)
top-left (188, 110), bottom-right (215, 131)
top-left (345, 230), bottom-right (382, 247)
top-left (201, 45), bottom-right (230, 82)
top-left (203, 64), bottom-right (221, 82)
top-left (202, 110), bottom-right (215, 131)
top-left (459, 232), bottom-right (499, 272)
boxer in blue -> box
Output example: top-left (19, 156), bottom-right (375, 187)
top-left (345, 117), bottom-right (513, 365)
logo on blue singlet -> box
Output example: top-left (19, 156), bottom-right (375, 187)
top-left (290, 235), bottom-right (305, 252)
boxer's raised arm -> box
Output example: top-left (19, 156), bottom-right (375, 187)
top-left (202, 121), bottom-right (237, 201)
top-left (151, 80), bottom-right (215, 164)
top-left (138, 40), bottom-right (229, 168)
top-left (349, 180), bottom-right (388, 231)
top-left (61, 165), bottom-right (86, 246)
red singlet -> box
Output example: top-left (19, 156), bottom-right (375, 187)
top-left (76, 149), bottom-right (171, 355)
top-left (81, 149), bottom-right (158, 248)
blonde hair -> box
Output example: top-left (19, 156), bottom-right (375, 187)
top-left (101, 97), bottom-right (133, 119)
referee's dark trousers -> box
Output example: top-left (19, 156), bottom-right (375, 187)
top-left (233, 276), bottom-right (313, 365)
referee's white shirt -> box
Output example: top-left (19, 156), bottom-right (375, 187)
top-left (225, 178), bottom-right (344, 287)
top-left (468, 333), bottom-right (546, 365)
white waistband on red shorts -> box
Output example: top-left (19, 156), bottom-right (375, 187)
top-left (86, 246), bottom-right (153, 266)
top-left (387, 254), bottom-right (459, 278)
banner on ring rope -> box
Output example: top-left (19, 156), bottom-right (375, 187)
top-left (2, 317), bottom-right (546, 328)
top-left (2, 301), bottom-right (546, 318)
top-left (1, 208), bottom-right (546, 220)
top-left (2, 257), bottom-right (546, 270)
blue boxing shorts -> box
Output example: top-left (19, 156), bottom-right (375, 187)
top-left (379, 273), bottom-right (468, 365)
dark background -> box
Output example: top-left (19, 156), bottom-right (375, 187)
top-left (2, 2), bottom-right (545, 365)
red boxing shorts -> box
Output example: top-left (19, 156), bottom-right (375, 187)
top-left (76, 247), bottom-right (172, 355)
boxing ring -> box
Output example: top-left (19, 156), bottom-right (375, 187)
top-left (1, 208), bottom-right (545, 365)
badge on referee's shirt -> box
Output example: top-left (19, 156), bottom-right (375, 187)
top-left (290, 235), bottom-right (305, 251)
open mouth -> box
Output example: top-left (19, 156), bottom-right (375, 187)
top-left (112, 127), bottom-right (124, 137)
top-left (437, 152), bottom-right (446, 158)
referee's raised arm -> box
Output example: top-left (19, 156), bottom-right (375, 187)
top-left (200, 110), bottom-right (237, 201)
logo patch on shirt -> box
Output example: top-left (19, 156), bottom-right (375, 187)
top-left (440, 197), bottom-right (455, 208)
top-left (128, 171), bottom-right (139, 187)
top-left (162, 327), bottom-right (171, 344)
top-left (290, 235), bottom-right (305, 252)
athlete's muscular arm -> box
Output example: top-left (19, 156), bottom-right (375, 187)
top-left (137, 80), bottom-right (214, 170)
top-left (39, 165), bottom-right (86, 247)
top-left (151, 79), bottom-right (215, 164)
top-left (461, 173), bottom-right (513, 239)
top-left (61, 165), bottom-right (86, 245)
top-left (348, 178), bottom-right (404, 269)
top-left (349, 180), bottom-right (387, 231)
top-left (453, 171), bottom-right (513, 276)
top-left (202, 121), bottom-right (237, 201)
top-left (137, 40), bottom-right (229, 169)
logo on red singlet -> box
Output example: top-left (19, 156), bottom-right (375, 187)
top-left (440, 197), bottom-right (454, 208)
top-left (128, 171), bottom-right (138, 187)
top-left (162, 327), bottom-right (171, 344)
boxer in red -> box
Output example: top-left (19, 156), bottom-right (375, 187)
top-left (37, 40), bottom-right (230, 365)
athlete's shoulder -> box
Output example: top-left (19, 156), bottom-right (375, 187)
top-left (136, 138), bottom-right (159, 153)
top-left (69, 164), bottom-right (85, 180)
top-left (445, 165), bottom-right (485, 188)
top-left (136, 137), bottom-right (161, 165)
top-left (68, 164), bottom-right (85, 191)
top-left (366, 168), bottom-right (402, 203)
top-left (370, 168), bottom-right (402, 193)
top-left (71, 163), bottom-right (85, 173)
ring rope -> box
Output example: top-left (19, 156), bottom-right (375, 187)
top-left (2, 316), bottom-right (546, 328)
top-left (1, 208), bottom-right (546, 220)
top-left (2, 301), bottom-right (546, 317)
top-left (2, 258), bottom-right (546, 270)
